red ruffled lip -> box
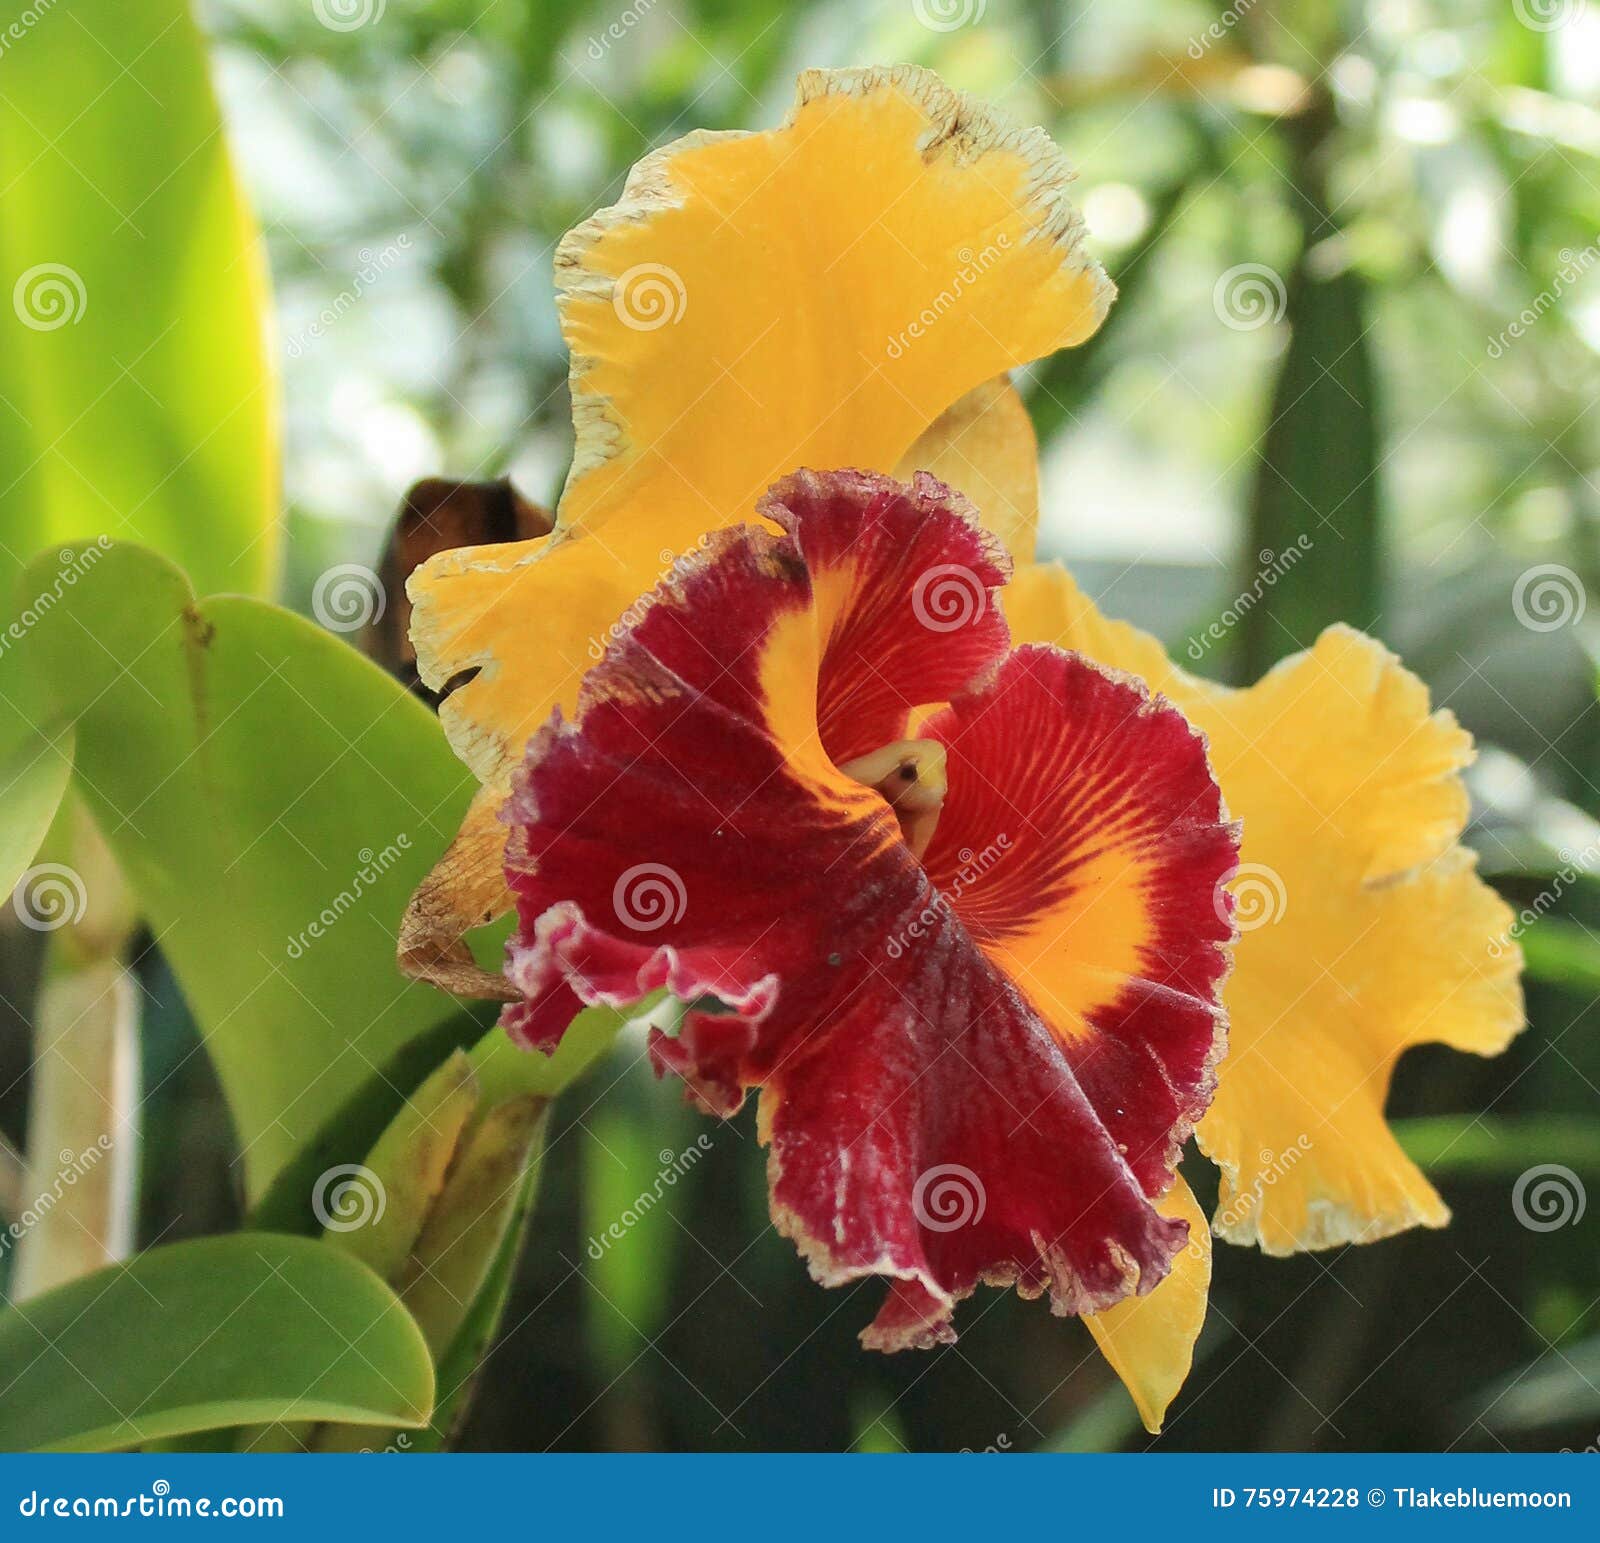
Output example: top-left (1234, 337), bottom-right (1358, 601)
top-left (500, 467), bottom-right (1238, 1349)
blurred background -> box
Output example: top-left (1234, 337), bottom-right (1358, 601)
top-left (5, 0), bottom-right (1600, 1451)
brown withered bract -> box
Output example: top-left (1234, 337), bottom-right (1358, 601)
top-left (371, 477), bottom-right (552, 704)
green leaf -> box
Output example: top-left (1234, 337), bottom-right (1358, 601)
top-left (1521, 918), bottom-right (1600, 996)
top-left (326, 1049), bottom-right (483, 1286)
top-left (0, 1234), bottom-right (433, 1452)
top-left (1395, 1115), bottom-right (1600, 1178)
top-left (1240, 254), bottom-right (1382, 677)
top-left (10, 541), bottom-right (477, 1201)
top-left (1475, 1334), bottom-right (1600, 1431)
top-left (0, 723), bottom-right (73, 902)
top-left (0, 0), bottom-right (277, 599)
top-left (417, 1153), bottom-right (541, 1451)
top-left (314, 1094), bottom-right (549, 1452)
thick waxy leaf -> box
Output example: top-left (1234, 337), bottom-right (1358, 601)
top-left (250, 1012), bottom-right (619, 1451)
top-left (0, 724), bottom-right (73, 901)
top-left (313, 1094), bottom-right (549, 1452)
top-left (1239, 116), bottom-right (1382, 678)
top-left (0, 0), bottom-right (276, 599)
top-left (10, 541), bottom-right (477, 1200)
top-left (327, 1050), bottom-right (483, 1285)
top-left (0, 1234), bottom-right (432, 1451)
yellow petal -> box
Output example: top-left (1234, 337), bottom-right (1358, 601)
top-left (1084, 1175), bottom-right (1210, 1435)
top-left (893, 376), bottom-right (1041, 563)
top-left (412, 65), bottom-right (1109, 793)
top-left (1006, 563), bottom-right (1525, 1254)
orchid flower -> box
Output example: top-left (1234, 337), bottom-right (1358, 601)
top-left (398, 65), bottom-right (1523, 1431)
